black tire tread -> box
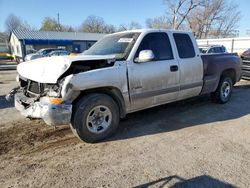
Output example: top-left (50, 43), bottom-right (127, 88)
top-left (211, 76), bottom-right (233, 104)
top-left (71, 93), bottom-right (119, 143)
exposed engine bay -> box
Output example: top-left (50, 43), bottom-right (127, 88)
top-left (59, 59), bottom-right (115, 79)
top-left (5, 54), bottom-right (121, 126)
top-left (12, 59), bottom-right (116, 108)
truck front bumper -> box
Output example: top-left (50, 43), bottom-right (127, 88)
top-left (14, 91), bottom-right (72, 126)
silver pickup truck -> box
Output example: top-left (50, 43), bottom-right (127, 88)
top-left (7, 29), bottom-right (242, 142)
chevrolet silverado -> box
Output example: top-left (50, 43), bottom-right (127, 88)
top-left (6, 29), bottom-right (242, 142)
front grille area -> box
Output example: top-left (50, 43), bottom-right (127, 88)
top-left (19, 77), bottom-right (60, 98)
top-left (29, 81), bottom-right (40, 93)
top-left (26, 80), bottom-right (43, 97)
top-left (242, 60), bottom-right (250, 66)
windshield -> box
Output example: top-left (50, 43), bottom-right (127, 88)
top-left (83, 32), bottom-right (141, 60)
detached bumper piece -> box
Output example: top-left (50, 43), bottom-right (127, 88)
top-left (5, 87), bottom-right (19, 102)
top-left (14, 91), bottom-right (72, 126)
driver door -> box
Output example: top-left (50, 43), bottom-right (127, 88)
top-left (127, 32), bottom-right (180, 112)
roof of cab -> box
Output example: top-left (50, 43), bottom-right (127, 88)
top-left (110, 29), bottom-right (192, 35)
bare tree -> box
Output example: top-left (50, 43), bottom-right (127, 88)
top-left (146, 0), bottom-right (240, 38)
top-left (118, 21), bottom-right (142, 31)
top-left (80, 15), bottom-right (105, 33)
top-left (163, 0), bottom-right (203, 29)
top-left (5, 14), bottom-right (33, 33)
top-left (146, 16), bottom-right (170, 29)
top-left (80, 15), bottom-right (115, 33)
top-left (103, 24), bottom-right (116, 34)
top-left (64, 26), bottom-right (76, 32)
top-left (187, 0), bottom-right (241, 39)
top-left (5, 14), bottom-right (22, 33)
top-left (145, 0), bottom-right (203, 30)
top-left (215, 1), bottom-right (240, 38)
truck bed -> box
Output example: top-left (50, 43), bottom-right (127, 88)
top-left (200, 53), bottom-right (242, 94)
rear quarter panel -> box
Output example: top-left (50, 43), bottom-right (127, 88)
top-left (201, 53), bottom-right (242, 94)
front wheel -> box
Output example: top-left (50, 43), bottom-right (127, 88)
top-left (70, 94), bottom-right (120, 143)
top-left (211, 77), bottom-right (233, 104)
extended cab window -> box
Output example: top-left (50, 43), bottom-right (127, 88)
top-left (173, 33), bottom-right (195, 58)
top-left (135, 32), bottom-right (173, 61)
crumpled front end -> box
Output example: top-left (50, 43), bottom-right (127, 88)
top-left (7, 54), bottom-right (118, 125)
top-left (14, 90), bottom-right (72, 125)
top-left (9, 77), bottom-right (72, 126)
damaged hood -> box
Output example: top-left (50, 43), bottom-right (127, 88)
top-left (17, 55), bottom-right (116, 83)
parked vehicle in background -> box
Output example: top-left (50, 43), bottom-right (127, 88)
top-left (241, 48), bottom-right (250, 80)
top-left (197, 37), bottom-right (250, 55)
top-left (199, 45), bottom-right (227, 54)
top-left (69, 50), bottom-right (80, 56)
top-left (241, 49), bottom-right (250, 57)
top-left (0, 43), bottom-right (13, 60)
top-left (7, 29), bottom-right (242, 143)
top-left (26, 49), bottom-right (37, 55)
top-left (24, 48), bottom-right (65, 61)
top-left (48, 50), bottom-right (68, 57)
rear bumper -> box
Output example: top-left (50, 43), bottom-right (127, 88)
top-left (14, 91), bottom-right (72, 126)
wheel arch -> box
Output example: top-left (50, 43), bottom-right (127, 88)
top-left (72, 87), bottom-right (127, 118)
top-left (221, 68), bottom-right (236, 85)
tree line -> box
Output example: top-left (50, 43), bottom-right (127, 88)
top-left (2, 0), bottom-right (241, 42)
top-left (3, 14), bottom-right (143, 35)
top-left (146, 0), bottom-right (241, 39)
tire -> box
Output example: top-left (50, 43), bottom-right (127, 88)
top-left (71, 93), bottom-right (120, 143)
top-left (211, 76), bottom-right (233, 104)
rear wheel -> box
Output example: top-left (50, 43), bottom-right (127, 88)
top-left (211, 77), bottom-right (233, 104)
top-left (70, 93), bottom-right (120, 143)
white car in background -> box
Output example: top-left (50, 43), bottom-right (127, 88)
top-left (48, 50), bottom-right (68, 57)
top-left (199, 45), bottom-right (227, 54)
top-left (24, 48), bottom-right (65, 61)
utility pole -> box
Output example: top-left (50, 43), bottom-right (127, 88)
top-left (57, 13), bottom-right (61, 31)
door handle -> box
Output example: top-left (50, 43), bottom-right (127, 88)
top-left (170, 65), bottom-right (178, 72)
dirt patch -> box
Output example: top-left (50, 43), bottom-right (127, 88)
top-left (0, 120), bottom-right (79, 156)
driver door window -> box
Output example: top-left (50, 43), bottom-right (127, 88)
top-left (134, 32), bottom-right (173, 61)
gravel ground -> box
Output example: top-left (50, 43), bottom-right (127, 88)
top-left (0, 70), bottom-right (250, 188)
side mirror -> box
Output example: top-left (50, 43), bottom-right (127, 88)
top-left (135, 50), bottom-right (155, 63)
